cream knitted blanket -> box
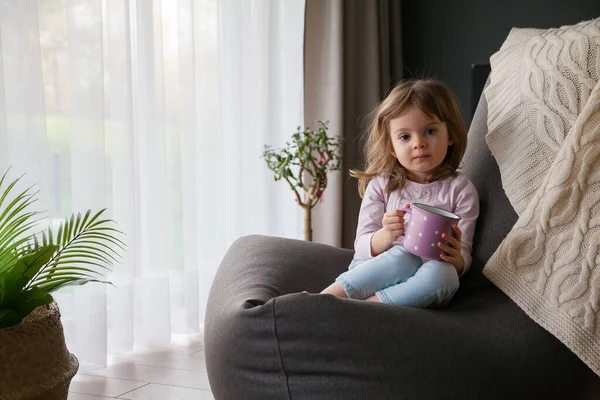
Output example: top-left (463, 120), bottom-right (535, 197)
top-left (485, 18), bottom-right (600, 215)
top-left (483, 18), bottom-right (600, 377)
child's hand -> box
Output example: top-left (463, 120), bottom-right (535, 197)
top-left (371, 204), bottom-right (410, 256)
top-left (381, 203), bottom-right (410, 242)
top-left (438, 224), bottom-right (464, 275)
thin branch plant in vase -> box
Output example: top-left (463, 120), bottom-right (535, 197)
top-left (263, 121), bottom-right (343, 241)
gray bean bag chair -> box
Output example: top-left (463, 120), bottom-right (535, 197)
top-left (204, 82), bottom-right (600, 399)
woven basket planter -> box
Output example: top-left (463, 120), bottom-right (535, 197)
top-left (0, 302), bottom-right (79, 400)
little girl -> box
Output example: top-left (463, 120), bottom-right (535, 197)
top-left (321, 79), bottom-right (479, 308)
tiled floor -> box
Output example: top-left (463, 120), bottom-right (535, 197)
top-left (68, 334), bottom-right (214, 400)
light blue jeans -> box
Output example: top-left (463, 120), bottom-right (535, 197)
top-left (336, 245), bottom-right (460, 307)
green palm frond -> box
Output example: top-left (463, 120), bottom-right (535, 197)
top-left (27, 209), bottom-right (124, 292)
top-left (0, 170), bottom-right (43, 274)
top-left (0, 168), bottom-right (125, 328)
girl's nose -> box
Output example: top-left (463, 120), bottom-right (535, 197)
top-left (412, 137), bottom-right (426, 149)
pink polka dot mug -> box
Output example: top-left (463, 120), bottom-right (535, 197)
top-left (399, 203), bottom-right (461, 260)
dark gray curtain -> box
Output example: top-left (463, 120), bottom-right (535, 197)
top-left (341, 0), bottom-right (403, 249)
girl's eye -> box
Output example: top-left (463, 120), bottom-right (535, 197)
top-left (399, 134), bottom-right (410, 141)
top-left (425, 128), bottom-right (436, 135)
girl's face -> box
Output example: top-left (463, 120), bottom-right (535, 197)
top-left (389, 105), bottom-right (453, 184)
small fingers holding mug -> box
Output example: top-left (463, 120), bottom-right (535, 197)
top-left (382, 206), bottom-right (408, 240)
top-left (438, 224), bottom-right (464, 273)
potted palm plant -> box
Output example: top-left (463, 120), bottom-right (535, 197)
top-left (0, 169), bottom-right (124, 400)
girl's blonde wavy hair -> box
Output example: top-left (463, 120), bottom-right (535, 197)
top-left (351, 79), bottom-right (467, 197)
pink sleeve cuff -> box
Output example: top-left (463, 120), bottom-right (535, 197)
top-left (354, 231), bottom-right (376, 259)
top-left (460, 250), bottom-right (472, 277)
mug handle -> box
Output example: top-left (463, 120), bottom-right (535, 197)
top-left (398, 206), bottom-right (412, 239)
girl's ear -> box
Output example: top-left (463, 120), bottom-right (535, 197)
top-left (448, 139), bottom-right (454, 146)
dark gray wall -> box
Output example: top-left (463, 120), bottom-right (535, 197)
top-left (340, 1), bottom-right (600, 249)
top-left (401, 0), bottom-right (600, 126)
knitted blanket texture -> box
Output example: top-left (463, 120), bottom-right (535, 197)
top-left (483, 18), bottom-right (600, 377)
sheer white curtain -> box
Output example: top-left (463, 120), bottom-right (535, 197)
top-left (0, 0), bottom-right (304, 371)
